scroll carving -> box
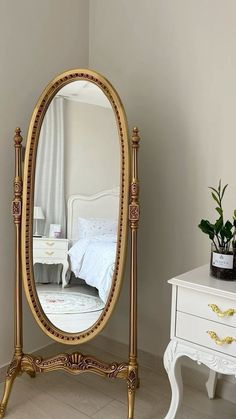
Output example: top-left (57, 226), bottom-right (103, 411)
top-left (21, 353), bottom-right (128, 379)
top-left (6, 358), bottom-right (21, 379)
top-left (164, 339), bottom-right (236, 376)
top-left (163, 340), bottom-right (178, 374)
top-left (127, 368), bottom-right (139, 391)
top-left (14, 179), bottom-right (23, 195)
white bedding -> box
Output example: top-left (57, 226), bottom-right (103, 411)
top-left (68, 234), bottom-right (117, 303)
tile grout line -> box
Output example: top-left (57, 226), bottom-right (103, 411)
top-left (90, 398), bottom-right (119, 418)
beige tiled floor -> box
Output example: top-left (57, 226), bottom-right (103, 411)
top-left (0, 344), bottom-right (236, 419)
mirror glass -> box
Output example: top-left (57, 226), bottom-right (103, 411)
top-left (33, 80), bottom-right (120, 333)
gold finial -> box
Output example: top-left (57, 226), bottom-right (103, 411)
top-left (14, 127), bottom-right (23, 146)
top-left (132, 127), bottom-right (140, 145)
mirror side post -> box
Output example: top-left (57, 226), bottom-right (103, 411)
top-left (0, 128), bottom-right (24, 418)
top-left (127, 127), bottom-right (140, 419)
top-left (13, 128), bottom-right (23, 359)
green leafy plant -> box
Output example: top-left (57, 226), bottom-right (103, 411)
top-left (198, 180), bottom-right (236, 253)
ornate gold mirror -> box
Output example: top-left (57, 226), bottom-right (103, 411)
top-left (23, 70), bottom-right (130, 343)
top-left (0, 69), bottom-right (140, 419)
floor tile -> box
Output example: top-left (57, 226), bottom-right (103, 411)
top-left (0, 379), bottom-right (90, 418)
top-left (91, 399), bottom-right (141, 419)
top-left (182, 385), bottom-right (236, 419)
top-left (26, 372), bottom-right (112, 416)
top-left (1, 349), bottom-right (236, 418)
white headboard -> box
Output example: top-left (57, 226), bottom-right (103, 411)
top-left (67, 188), bottom-right (119, 242)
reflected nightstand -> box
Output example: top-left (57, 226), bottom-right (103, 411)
top-left (33, 237), bottom-right (70, 287)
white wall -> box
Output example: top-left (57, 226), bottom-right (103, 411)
top-left (64, 100), bottom-right (119, 198)
top-left (0, 0), bottom-right (89, 367)
top-left (89, 0), bottom-right (236, 356)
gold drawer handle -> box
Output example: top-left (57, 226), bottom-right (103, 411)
top-left (46, 242), bottom-right (55, 246)
top-left (207, 330), bottom-right (236, 346)
top-left (45, 251), bottom-right (54, 256)
top-left (208, 304), bottom-right (236, 317)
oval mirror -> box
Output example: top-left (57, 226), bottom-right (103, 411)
top-left (22, 70), bottom-right (130, 344)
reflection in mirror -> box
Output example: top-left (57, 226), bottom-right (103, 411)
top-left (33, 81), bottom-right (120, 333)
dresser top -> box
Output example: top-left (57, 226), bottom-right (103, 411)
top-left (169, 264), bottom-right (236, 299)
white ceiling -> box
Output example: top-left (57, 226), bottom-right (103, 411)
top-left (57, 80), bottom-right (111, 109)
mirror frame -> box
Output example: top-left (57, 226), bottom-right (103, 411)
top-left (22, 69), bottom-right (130, 344)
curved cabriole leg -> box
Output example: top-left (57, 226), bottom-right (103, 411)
top-left (62, 260), bottom-right (69, 288)
top-left (0, 357), bottom-right (21, 418)
top-left (163, 341), bottom-right (183, 419)
top-left (0, 377), bottom-right (16, 418)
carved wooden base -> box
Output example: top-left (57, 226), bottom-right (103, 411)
top-left (0, 351), bottom-right (138, 418)
top-left (22, 352), bottom-right (129, 378)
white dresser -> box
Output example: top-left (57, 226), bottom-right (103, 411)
top-left (33, 237), bottom-right (70, 287)
top-left (164, 265), bottom-right (236, 419)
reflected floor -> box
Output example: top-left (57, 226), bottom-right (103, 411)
top-left (36, 282), bottom-right (103, 332)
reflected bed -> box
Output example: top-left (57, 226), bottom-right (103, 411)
top-left (66, 189), bottom-right (119, 302)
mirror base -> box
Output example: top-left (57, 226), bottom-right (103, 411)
top-left (0, 351), bottom-right (139, 419)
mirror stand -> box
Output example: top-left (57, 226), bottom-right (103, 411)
top-left (0, 127), bottom-right (140, 419)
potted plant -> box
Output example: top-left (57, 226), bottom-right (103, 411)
top-left (198, 180), bottom-right (236, 280)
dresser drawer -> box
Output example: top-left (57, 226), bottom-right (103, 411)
top-left (177, 287), bottom-right (236, 328)
top-left (176, 311), bottom-right (236, 357)
top-left (33, 249), bottom-right (67, 259)
top-left (33, 239), bottom-right (68, 251)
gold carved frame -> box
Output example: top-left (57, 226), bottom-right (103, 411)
top-left (0, 69), bottom-right (140, 419)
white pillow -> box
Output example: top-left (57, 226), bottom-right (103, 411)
top-left (78, 217), bottom-right (118, 239)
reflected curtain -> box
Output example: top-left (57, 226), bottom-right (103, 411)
top-left (34, 96), bottom-right (66, 283)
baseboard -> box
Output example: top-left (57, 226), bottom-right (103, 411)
top-left (91, 334), bottom-right (164, 371)
top-left (1, 336), bottom-right (235, 406)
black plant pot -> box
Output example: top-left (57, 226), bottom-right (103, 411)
top-left (210, 245), bottom-right (236, 281)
